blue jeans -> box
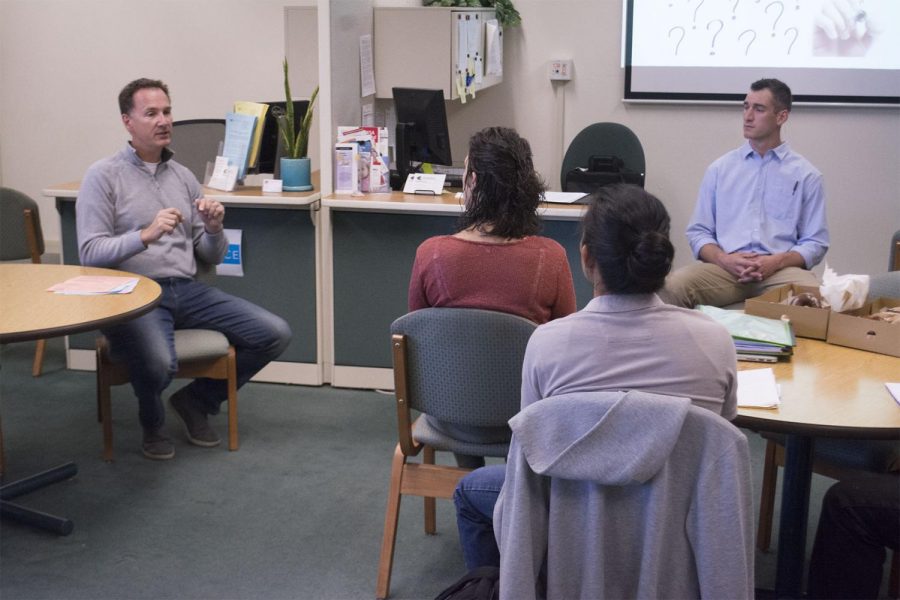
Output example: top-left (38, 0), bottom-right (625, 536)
top-left (102, 278), bottom-right (292, 430)
top-left (453, 464), bottom-right (506, 570)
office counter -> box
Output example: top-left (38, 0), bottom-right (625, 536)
top-left (45, 178), bottom-right (322, 385)
top-left (45, 183), bottom-right (591, 390)
top-left (322, 192), bottom-right (592, 389)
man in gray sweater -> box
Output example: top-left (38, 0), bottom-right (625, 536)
top-left (77, 78), bottom-right (291, 460)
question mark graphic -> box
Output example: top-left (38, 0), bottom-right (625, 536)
top-left (732, 0), bottom-right (740, 19)
top-left (668, 26), bottom-right (686, 55)
top-left (739, 29), bottom-right (757, 54)
top-left (707, 19), bottom-right (724, 55)
top-left (693, 0), bottom-right (706, 29)
top-left (784, 27), bottom-right (798, 53)
top-left (766, 1), bottom-right (784, 36)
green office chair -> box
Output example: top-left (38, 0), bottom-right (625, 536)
top-left (0, 187), bottom-right (47, 376)
top-left (377, 308), bottom-right (536, 599)
top-left (560, 122), bottom-right (645, 192)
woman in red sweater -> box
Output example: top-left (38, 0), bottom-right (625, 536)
top-left (408, 126), bottom-right (576, 323)
top-left (408, 126), bottom-right (577, 468)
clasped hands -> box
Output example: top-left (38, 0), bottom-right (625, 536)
top-left (140, 198), bottom-right (225, 246)
top-left (718, 251), bottom-right (783, 284)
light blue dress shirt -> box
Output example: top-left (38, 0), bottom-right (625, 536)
top-left (686, 141), bottom-right (829, 269)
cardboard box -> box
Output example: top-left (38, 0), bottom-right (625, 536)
top-left (745, 284), bottom-right (830, 340)
top-left (826, 297), bottom-right (900, 358)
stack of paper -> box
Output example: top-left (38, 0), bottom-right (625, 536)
top-left (737, 368), bottom-right (781, 408)
top-left (696, 305), bottom-right (795, 360)
top-left (47, 276), bottom-right (139, 295)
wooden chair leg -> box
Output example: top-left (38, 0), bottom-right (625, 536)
top-left (757, 439), bottom-right (779, 552)
top-left (96, 353), bottom-right (115, 463)
top-left (377, 445), bottom-right (406, 600)
top-left (31, 339), bottom-right (46, 377)
top-left (226, 348), bottom-right (238, 451)
top-left (423, 445), bottom-right (437, 535)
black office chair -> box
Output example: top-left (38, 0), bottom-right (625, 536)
top-left (170, 119), bottom-right (226, 183)
top-left (560, 122), bottom-right (645, 193)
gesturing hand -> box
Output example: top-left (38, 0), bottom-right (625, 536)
top-left (194, 197), bottom-right (225, 234)
top-left (140, 208), bottom-right (183, 246)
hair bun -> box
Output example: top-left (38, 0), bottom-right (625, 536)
top-left (627, 231), bottom-right (674, 282)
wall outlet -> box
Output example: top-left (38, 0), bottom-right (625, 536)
top-left (549, 59), bottom-right (573, 81)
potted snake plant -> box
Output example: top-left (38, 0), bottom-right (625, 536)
top-left (277, 59), bottom-right (319, 191)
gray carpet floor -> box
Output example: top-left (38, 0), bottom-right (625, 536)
top-left (0, 337), bottom-right (881, 599)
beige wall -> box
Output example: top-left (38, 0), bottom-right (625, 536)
top-left (2, 0), bottom-right (897, 274)
top-left (0, 0), bottom-right (316, 253)
top-left (433, 0), bottom-right (900, 274)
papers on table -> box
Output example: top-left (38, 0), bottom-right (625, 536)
top-left (886, 383), bottom-right (900, 406)
top-left (47, 276), bottom-right (139, 295)
top-left (697, 305), bottom-right (795, 359)
top-left (737, 368), bottom-right (781, 409)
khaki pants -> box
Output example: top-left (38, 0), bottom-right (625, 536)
top-left (659, 262), bottom-right (820, 308)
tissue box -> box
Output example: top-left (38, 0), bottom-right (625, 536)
top-left (744, 284), bottom-right (830, 340)
top-left (826, 297), bottom-right (900, 358)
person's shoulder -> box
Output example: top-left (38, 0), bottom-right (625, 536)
top-left (527, 235), bottom-right (567, 254)
top-left (414, 234), bottom-right (454, 254)
top-left (781, 145), bottom-right (822, 177)
top-left (708, 144), bottom-right (746, 168)
top-left (666, 304), bottom-right (734, 342)
top-left (82, 150), bottom-right (128, 188)
top-left (85, 149), bottom-right (127, 175)
top-left (164, 157), bottom-right (199, 181)
top-left (418, 234), bottom-right (453, 247)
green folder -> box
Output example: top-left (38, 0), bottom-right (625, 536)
top-left (696, 305), bottom-right (795, 348)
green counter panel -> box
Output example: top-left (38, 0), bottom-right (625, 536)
top-left (330, 210), bottom-right (592, 369)
top-left (56, 199), bottom-right (317, 364)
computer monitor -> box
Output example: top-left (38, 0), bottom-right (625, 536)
top-left (256, 100), bottom-right (310, 175)
top-left (392, 88), bottom-right (452, 189)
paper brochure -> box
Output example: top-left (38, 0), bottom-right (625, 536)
top-left (737, 368), bottom-right (781, 409)
top-left (47, 276), bottom-right (139, 295)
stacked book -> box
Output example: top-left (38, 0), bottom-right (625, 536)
top-left (696, 305), bottom-right (795, 362)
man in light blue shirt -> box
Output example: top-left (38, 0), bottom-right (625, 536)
top-left (661, 78), bottom-right (829, 308)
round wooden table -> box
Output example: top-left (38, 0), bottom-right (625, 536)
top-left (735, 339), bottom-right (900, 597)
top-left (0, 263), bottom-right (162, 535)
top-left (0, 264), bottom-right (162, 343)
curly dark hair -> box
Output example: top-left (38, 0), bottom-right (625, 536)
top-left (581, 184), bottom-right (674, 294)
top-left (118, 78), bottom-right (170, 115)
top-left (457, 127), bottom-right (546, 238)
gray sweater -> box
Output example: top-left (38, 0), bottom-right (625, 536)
top-left (495, 390), bottom-right (755, 600)
top-left (77, 144), bottom-right (226, 279)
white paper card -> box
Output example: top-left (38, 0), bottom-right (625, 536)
top-left (262, 178), bottom-right (282, 193)
top-left (486, 19), bottom-right (503, 76)
top-left (335, 143), bottom-right (358, 194)
top-left (216, 229), bottom-right (244, 277)
top-left (403, 173), bottom-right (445, 195)
top-left (737, 368), bottom-right (781, 409)
top-left (207, 156), bottom-right (238, 192)
top-left (886, 382), bottom-right (900, 406)
top-left (542, 191), bottom-right (586, 204)
top-left (359, 34), bottom-right (376, 98)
